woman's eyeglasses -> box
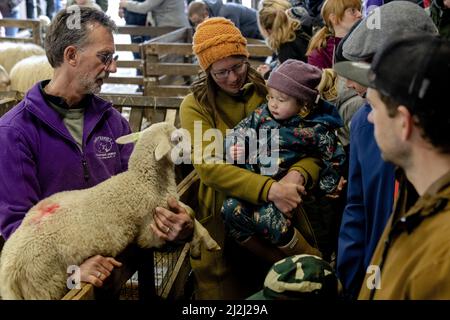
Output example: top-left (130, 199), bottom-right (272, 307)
top-left (211, 61), bottom-right (248, 80)
top-left (96, 52), bottom-right (119, 69)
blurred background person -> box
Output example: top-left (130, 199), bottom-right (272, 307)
top-left (188, 0), bottom-right (262, 39)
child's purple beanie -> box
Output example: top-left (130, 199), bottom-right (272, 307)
top-left (267, 59), bottom-right (322, 104)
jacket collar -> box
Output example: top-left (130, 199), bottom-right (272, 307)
top-left (388, 170), bottom-right (450, 240)
top-left (405, 170), bottom-right (450, 218)
top-left (25, 81), bottom-right (112, 146)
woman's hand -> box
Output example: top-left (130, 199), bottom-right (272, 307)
top-left (275, 171), bottom-right (307, 218)
top-left (151, 196), bottom-right (194, 242)
top-left (267, 182), bottom-right (305, 216)
top-left (79, 255), bottom-right (122, 288)
top-left (279, 170), bottom-right (306, 186)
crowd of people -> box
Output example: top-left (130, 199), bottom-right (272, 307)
top-left (0, 0), bottom-right (449, 301)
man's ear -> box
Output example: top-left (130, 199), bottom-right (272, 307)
top-left (397, 105), bottom-right (413, 141)
top-left (64, 46), bottom-right (78, 67)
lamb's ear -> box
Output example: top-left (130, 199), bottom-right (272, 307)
top-left (116, 132), bottom-right (141, 144)
top-left (155, 139), bottom-right (172, 161)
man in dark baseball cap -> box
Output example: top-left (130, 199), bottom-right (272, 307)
top-left (333, 1), bottom-right (438, 300)
top-left (341, 33), bottom-right (450, 299)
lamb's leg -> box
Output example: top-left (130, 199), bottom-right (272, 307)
top-left (176, 201), bottom-right (220, 257)
top-left (189, 219), bottom-right (220, 258)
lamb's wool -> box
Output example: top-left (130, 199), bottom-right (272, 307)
top-left (0, 122), bottom-right (219, 300)
top-left (9, 55), bottom-right (53, 93)
top-left (0, 64), bottom-right (10, 91)
top-left (0, 42), bottom-right (45, 73)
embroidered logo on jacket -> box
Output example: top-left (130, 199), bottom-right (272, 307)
top-left (94, 136), bottom-right (116, 159)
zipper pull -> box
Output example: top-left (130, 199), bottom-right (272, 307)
top-left (82, 159), bottom-right (90, 182)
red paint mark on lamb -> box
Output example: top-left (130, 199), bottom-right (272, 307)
top-left (31, 203), bottom-right (60, 224)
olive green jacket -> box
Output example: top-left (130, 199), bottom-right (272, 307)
top-left (180, 83), bottom-right (321, 299)
top-left (359, 170), bottom-right (450, 299)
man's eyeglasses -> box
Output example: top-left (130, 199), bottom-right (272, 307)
top-left (96, 52), bottom-right (118, 69)
top-left (211, 61), bottom-right (248, 80)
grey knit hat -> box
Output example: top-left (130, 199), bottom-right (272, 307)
top-left (337, 34), bottom-right (449, 110)
top-left (267, 59), bottom-right (322, 104)
top-left (342, 1), bottom-right (438, 62)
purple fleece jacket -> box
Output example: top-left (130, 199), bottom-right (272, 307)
top-left (0, 82), bottom-right (133, 239)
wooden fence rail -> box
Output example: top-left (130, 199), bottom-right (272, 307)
top-left (142, 27), bottom-right (273, 98)
top-left (0, 18), bottom-right (41, 46)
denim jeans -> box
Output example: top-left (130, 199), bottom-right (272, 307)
top-left (4, 8), bottom-right (19, 36)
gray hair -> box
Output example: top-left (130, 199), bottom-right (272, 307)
top-left (45, 5), bottom-right (117, 68)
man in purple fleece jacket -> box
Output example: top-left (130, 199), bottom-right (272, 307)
top-left (0, 7), bottom-right (134, 295)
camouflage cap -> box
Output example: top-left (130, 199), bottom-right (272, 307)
top-left (248, 254), bottom-right (337, 300)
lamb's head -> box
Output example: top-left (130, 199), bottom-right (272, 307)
top-left (116, 122), bottom-right (181, 173)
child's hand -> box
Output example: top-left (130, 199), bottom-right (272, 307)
top-left (326, 176), bottom-right (347, 199)
top-left (229, 144), bottom-right (245, 161)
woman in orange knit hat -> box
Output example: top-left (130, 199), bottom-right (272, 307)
top-left (158, 17), bottom-right (322, 300)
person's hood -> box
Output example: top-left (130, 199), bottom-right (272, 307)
top-left (305, 100), bottom-right (343, 129)
top-left (204, 0), bottom-right (223, 16)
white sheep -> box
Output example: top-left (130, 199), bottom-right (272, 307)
top-left (0, 64), bottom-right (9, 91)
top-left (0, 42), bottom-right (45, 73)
top-left (0, 11), bottom-right (4, 37)
top-left (9, 55), bottom-right (53, 94)
top-left (0, 122), bottom-right (220, 300)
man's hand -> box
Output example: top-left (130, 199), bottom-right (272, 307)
top-left (79, 255), bottom-right (122, 287)
top-left (151, 196), bottom-right (194, 242)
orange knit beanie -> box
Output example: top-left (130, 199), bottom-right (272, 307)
top-left (193, 17), bottom-right (250, 71)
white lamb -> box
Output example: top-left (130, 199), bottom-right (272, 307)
top-left (0, 11), bottom-right (4, 37)
top-left (0, 42), bottom-right (45, 73)
top-left (0, 64), bottom-right (9, 91)
top-left (0, 122), bottom-right (220, 300)
top-left (9, 55), bottom-right (53, 94)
